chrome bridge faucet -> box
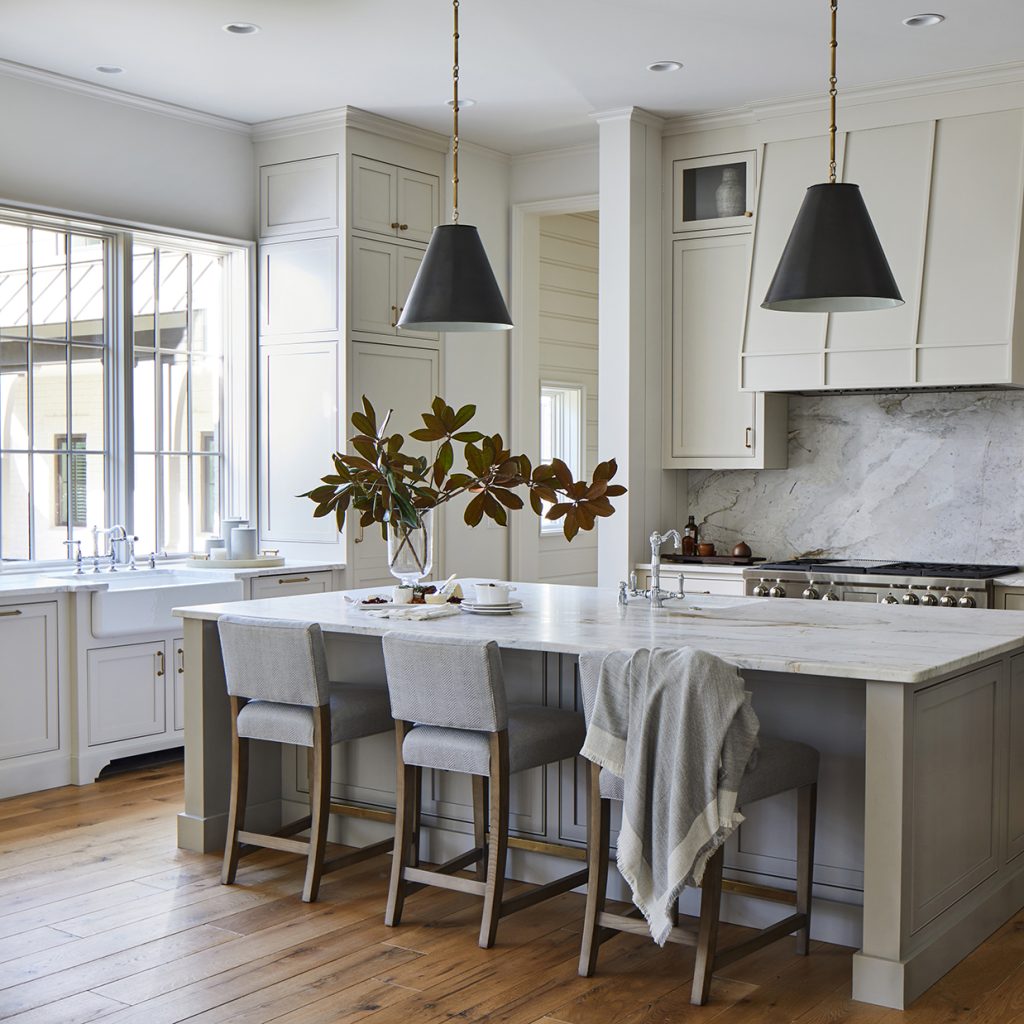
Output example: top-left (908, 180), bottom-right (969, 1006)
top-left (619, 529), bottom-right (685, 609)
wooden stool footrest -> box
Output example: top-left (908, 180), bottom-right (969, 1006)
top-left (500, 868), bottom-right (590, 918)
top-left (713, 912), bottom-right (808, 970)
top-left (598, 910), bottom-right (699, 946)
top-left (403, 866), bottom-right (486, 896)
top-left (237, 830), bottom-right (310, 856)
top-left (321, 836), bottom-right (395, 875)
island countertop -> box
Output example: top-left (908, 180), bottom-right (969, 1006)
top-left (174, 580), bottom-right (1024, 684)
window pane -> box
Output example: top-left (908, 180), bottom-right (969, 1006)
top-left (191, 356), bottom-right (221, 451)
top-left (191, 253), bottom-right (224, 355)
top-left (133, 348), bottom-right (156, 452)
top-left (71, 345), bottom-right (104, 443)
top-left (0, 340), bottom-right (29, 449)
top-left (31, 229), bottom-right (67, 339)
top-left (70, 235), bottom-right (105, 343)
top-left (192, 454), bottom-right (220, 545)
top-left (0, 223), bottom-right (29, 339)
top-left (1, 452), bottom-right (30, 561)
top-left (159, 250), bottom-right (188, 314)
top-left (33, 451), bottom-right (67, 559)
top-left (133, 246), bottom-right (155, 347)
top-left (160, 353), bottom-right (189, 451)
top-left (133, 453), bottom-right (157, 556)
top-left (161, 454), bottom-right (189, 553)
top-left (32, 342), bottom-right (68, 443)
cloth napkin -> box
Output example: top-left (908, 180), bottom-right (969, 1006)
top-left (363, 603), bottom-right (460, 621)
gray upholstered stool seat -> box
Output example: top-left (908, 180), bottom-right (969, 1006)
top-left (237, 682), bottom-right (393, 747)
top-left (403, 705), bottom-right (585, 776)
top-left (598, 736), bottom-right (820, 805)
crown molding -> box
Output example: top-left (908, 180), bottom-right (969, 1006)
top-left (457, 139), bottom-right (512, 165)
top-left (252, 104), bottom-right (451, 152)
top-left (0, 58), bottom-right (250, 136)
top-left (591, 106), bottom-right (665, 130)
top-left (512, 141), bottom-right (598, 166)
top-left (664, 59), bottom-right (1024, 136)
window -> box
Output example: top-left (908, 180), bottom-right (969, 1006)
top-left (539, 382), bottom-right (584, 533)
top-left (0, 209), bottom-right (251, 565)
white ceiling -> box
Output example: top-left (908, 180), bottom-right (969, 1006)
top-left (2, 0), bottom-right (1023, 152)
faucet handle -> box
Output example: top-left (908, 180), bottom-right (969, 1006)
top-left (629, 571), bottom-right (638, 593)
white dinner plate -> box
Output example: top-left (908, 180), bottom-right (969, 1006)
top-left (459, 600), bottom-right (523, 615)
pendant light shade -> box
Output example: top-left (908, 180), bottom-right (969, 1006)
top-left (398, 224), bottom-right (512, 331)
top-left (761, 183), bottom-right (903, 312)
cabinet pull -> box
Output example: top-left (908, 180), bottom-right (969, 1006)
top-left (390, 304), bottom-right (399, 328)
top-left (156, 650), bottom-right (165, 677)
top-left (390, 221), bottom-right (401, 229)
top-left (278, 576), bottom-right (311, 585)
top-left (398, 223), bottom-right (408, 231)
top-left (0, 609), bottom-right (22, 617)
top-left (743, 211), bottom-right (753, 218)
top-left (176, 647), bottom-right (184, 675)
top-left (745, 427), bottom-right (753, 449)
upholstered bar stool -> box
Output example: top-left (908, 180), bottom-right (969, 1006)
top-left (381, 632), bottom-right (589, 948)
top-left (218, 614), bottom-right (395, 903)
top-left (576, 651), bottom-right (820, 1006)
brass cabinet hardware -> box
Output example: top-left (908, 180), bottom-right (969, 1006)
top-left (156, 650), bottom-right (166, 677)
top-left (278, 576), bottom-right (311, 585)
top-left (398, 223), bottom-right (408, 231)
top-left (0, 609), bottom-right (23, 617)
top-left (390, 221), bottom-right (401, 229)
top-left (744, 211), bottom-right (753, 217)
top-left (390, 304), bottom-right (399, 328)
top-left (176, 647), bottom-right (184, 674)
top-left (745, 427), bottom-right (753, 449)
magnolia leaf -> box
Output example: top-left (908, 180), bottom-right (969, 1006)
top-left (492, 488), bottom-right (523, 510)
top-left (549, 458), bottom-right (574, 489)
top-left (465, 443), bottom-right (484, 477)
top-left (440, 404), bottom-right (456, 431)
top-left (563, 512), bottom-right (580, 542)
top-left (464, 491), bottom-right (486, 527)
top-left (352, 436), bottom-right (378, 463)
top-left (482, 491), bottom-right (507, 526)
top-left (386, 433), bottom-right (405, 457)
top-left (453, 430), bottom-right (484, 443)
top-left (593, 459), bottom-right (613, 482)
top-left (605, 484), bottom-right (627, 497)
top-left (431, 396), bottom-right (446, 419)
top-left (452, 403), bottom-right (476, 429)
top-left (535, 483), bottom-right (558, 503)
top-left (350, 411), bottom-right (374, 436)
top-left (586, 479), bottom-right (608, 500)
top-left (361, 395), bottom-right (377, 430)
top-left (576, 504), bottom-right (595, 531)
top-left (546, 501), bottom-right (573, 520)
top-left (529, 489), bottom-right (544, 516)
top-left (410, 427), bottom-right (442, 442)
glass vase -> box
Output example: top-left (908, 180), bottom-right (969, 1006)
top-left (387, 510), bottom-right (433, 586)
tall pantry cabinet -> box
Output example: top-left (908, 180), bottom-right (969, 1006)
top-left (255, 110), bottom-right (447, 581)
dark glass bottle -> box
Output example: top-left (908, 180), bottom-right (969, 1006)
top-left (682, 515), bottom-right (699, 557)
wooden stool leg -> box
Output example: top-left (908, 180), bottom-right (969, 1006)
top-left (691, 845), bottom-right (725, 1006)
top-left (302, 706), bottom-right (332, 903)
top-left (795, 782), bottom-right (818, 955)
top-left (410, 763), bottom-right (422, 869)
top-left (221, 697), bottom-right (249, 886)
top-left (479, 731), bottom-right (510, 949)
top-left (386, 722), bottom-right (416, 927)
top-left (472, 774), bottom-right (489, 881)
top-left (579, 762), bottom-right (611, 977)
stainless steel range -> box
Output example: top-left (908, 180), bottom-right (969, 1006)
top-left (742, 559), bottom-right (1019, 608)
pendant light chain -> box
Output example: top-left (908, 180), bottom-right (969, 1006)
top-left (828, 0), bottom-right (838, 183)
top-left (451, 0), bottom-right (460, 222)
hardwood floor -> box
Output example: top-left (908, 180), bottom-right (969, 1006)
top-left (2, 765), bottom-right (1024, 1023)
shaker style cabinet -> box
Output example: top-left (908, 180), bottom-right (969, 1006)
top-left (259, 237), bottom-right (339, 339)
top-left (351, 237), bottom-right (436, 340)
top-left (86, 642), bottom-right (167, 747)
top-left (0, 602), bottom-right (59, 761)
top-left (664, 232), bottom-right (787, 469)
top-left (351, 156), bottom-right (440, 244)
top-left (259, 155), bottom-right (339, 238)
top-left (672, 151), bottom-right (756, 233)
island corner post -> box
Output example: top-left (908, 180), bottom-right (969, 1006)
top-left (175, 585), bottom-right (1024, 1010)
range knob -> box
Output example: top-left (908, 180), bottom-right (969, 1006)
top-left (768, 579), bottom-right (787, 599)
top-left (752, 579), bottom-right (769, 598)
top-left (802, 585), bottom-right (820, 600)
top-left (920, 587), bottom-right (939, 607)
top-left (881, 593), bottom-right (899, 605)
top-left (958, 588), bottom-right (977, 609)
top-left (822, 583), bottom-right (840, 601)
top-left (938, 586), bottom-right (957, 608)
top-left (902, 590), bottom-right (920, 605)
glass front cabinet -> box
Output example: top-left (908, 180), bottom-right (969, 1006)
top-left (672, 151), bottom-right (756, 233)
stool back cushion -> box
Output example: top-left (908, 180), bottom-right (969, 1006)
top-left (382, 632), bottom-right (507, 731)
top-left (218, 615), bottom-right (330, 707)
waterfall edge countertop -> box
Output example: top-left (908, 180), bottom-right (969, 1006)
top-left (173, 580), bottom-right (1024, 684)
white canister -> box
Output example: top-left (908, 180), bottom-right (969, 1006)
top-left (230, 527), bottom-right (258, 561)
top-left (473, 582), bottom-right (517, 605)
top-left (220, 517), bottom-right (246, 558)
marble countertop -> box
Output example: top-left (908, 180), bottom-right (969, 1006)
top-left (634, 562), bottom-right (750, 574)
top-left (174, 580), bottom-right (1024, 685)
top-left (995, 574), bottom-right (1024, 588)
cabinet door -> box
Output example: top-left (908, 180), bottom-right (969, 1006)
top-left (87, 643), bottom-right (166, 746)
top-left (172, 637), bottom-right (185, 733)
top-left (260, 237), bottom-right (338, 338)
top-left (260, 342), bottom-right (340, 545)
top-left (351, 238), bottom-right (398, 336)
top-left (351, 156), bottom-right (398, 237)
top-left (350, 341), bottom-right (440, 588)
top-left (260, 155), bottom-right (338, 237)
top-left (672, 151), bottom-right (755, 233)
top-left (670, 234), bottom-right (757, 461)
top-left (396, 167), bottom-right (440, 243)
top-left (917, 110), bottom-right (1024, 385)
top-left (0, 602), bottom-right (58, 760)
top-left (396, 245), bottom-right (437, 340)
top-left (250, 570), bottom-right (334, 600)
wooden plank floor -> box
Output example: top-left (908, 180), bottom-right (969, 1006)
top-left (2, 764), bottom-right (1024, 1024)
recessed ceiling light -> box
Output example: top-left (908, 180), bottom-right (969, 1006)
top-left (902, 13), bottom-right (945, 26)
top-left (94, 65), bottom-right (124, 75)
top-left (446, 98), bottom-right (477, 109)
top-left (647, 60), bottom-right (683, 73)
top-left (223, 22), bottom-right (261, 34)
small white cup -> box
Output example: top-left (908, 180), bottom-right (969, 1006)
top-left (473, 582), bottom-right (517, 605)
top-left (392, 586), bottom-right (414, 604)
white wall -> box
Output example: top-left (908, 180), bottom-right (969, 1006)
top-left (510, 144), bottom-right (597, 205)
top-left (0, 72), bottom-right (254, 239)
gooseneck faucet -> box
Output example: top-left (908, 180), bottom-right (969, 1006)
top-left (649, 529), bottom-right (682, 608)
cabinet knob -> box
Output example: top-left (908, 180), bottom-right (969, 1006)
top-left (398, 223), bottom-right (408, 231)
top-left (744, 211), bottom-right (753, 217)
top-left (390, 221), bottom-right (401, 229)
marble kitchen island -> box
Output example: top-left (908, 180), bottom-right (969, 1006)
top-left (175, 582), bottom-right (1024, 1010)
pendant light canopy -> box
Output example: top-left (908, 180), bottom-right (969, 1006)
top-left (397, 0), bottom-right (512, 333)
top-left (762, 0), bottom-right (903, 313)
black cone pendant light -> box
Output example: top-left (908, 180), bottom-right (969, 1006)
top-left (762, 0), bottom-right (903, 313)
top-left (397, 0), bottom-right (512, 332)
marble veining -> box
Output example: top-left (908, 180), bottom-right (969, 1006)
top-left (688, 391), bottom-right (1024, 563)
top-left (175, 581), bottom-right (1024, 685)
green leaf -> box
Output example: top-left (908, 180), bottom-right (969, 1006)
top-left (438, 439), bottom-right (454, 475)
top-left (431, 396), bottom-right (446, 419)
top-left (410, 427), bottom-right (442, 442)
top-left (452, 430), bottom-right (484, 443)
top-left (482, 491), bottom-right (507, 527)
top-left (464, 491), bottom-right (486, 527)
top-left (351, 411), bottom-right (374, 437)
top-left (352, 436), bottom-right (378, 463)
top-left (421, 413), bottom-right (446, 434)
top-left (361, 395), bottom-right (378, 431)
top-left (452, 404), bottom-right (476, 429)
top-left (386, 433), bottom-right (405, 457)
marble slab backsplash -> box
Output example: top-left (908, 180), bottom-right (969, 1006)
top-left (687, 390), bottom-right (1024, 563)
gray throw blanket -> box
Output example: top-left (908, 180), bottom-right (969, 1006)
top-left (579, 647), bottom-right (759, 946)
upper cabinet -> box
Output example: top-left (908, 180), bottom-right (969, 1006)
top-left (259, 237), bottom-right (339, 339)
top-left (351, 156), bottom-right (440, 244)
top-left (260, 155), bottom-right (339, 238)
top-left (741, 109), bottom-right (1024, 392)
top-left (672, 151), bottom-right (756, 233)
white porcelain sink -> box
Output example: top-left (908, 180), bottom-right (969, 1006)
top-left (57, 569), bottom-right (244, 638)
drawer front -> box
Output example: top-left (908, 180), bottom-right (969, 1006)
top-left (250, 571), bottom-right (334, 600)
